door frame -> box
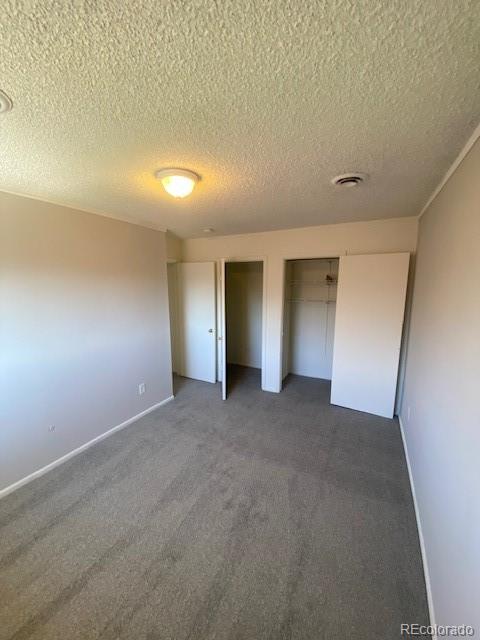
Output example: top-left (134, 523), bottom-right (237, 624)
top-left (221, 256), bottom-right (268, 395)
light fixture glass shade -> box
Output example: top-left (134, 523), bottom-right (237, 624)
top-left (155, 169), bottom-right (199, 198)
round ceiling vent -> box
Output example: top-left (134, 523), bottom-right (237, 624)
top-left (0, 89), bottom-right (13, 113)
top-left (331, 173), bottom-right (368, 188)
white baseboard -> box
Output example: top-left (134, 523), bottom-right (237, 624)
top-left (398, 415), bottom-right (437, 638)
top-left (0, 395), bottom-right (174, 500)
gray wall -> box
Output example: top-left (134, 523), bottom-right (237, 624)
top-left (401, 137), bottom-right (480, 630)
top-left (167, 263), bottom-right (180, 374)
top-left (0, 192), bottom-right (173, 492)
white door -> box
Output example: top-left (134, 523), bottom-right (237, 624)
top-left (177, 262), bottom-right (216, 383)
top-left (330, 253), bottom-right (410, 418)
top-left (220, 259), bottom-right (227, 400)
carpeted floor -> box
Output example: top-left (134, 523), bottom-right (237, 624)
top-left (0, 366), bottom-right (429, 639)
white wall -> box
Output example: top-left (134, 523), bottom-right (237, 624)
top-left (165, 231), bottom-right (182, 262)
top-left (0, 192), bottom-right (173, 493)
top-left (226, 262), bottom-right (263, 368)
top-left (182, 217), bottom-right (418, 392)
top-left (286, 259), bottom-right (338, 380)
top-left (400, 136), bottom-right (480, 631)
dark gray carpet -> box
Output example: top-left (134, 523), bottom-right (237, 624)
top-left (0, 366), bottom-right (429, 639)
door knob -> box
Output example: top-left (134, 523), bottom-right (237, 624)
top-left (208, 328), bottom-right (213, 333)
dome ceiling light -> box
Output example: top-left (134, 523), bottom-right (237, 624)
top-left (155, 168), bottom-right (200, 198)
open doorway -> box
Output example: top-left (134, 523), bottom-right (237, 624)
top-left (224, 261), bottom-right (264, 396)
top-left (282, 258), bottom-right (339, 385)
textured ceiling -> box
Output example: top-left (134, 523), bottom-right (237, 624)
top-left (1, 1), bottom-right (479, 238)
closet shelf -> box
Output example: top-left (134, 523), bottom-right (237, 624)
top-left (288, 298), bottom-right (336, 303)
top-left (289, 281), bottom-right (337, 286)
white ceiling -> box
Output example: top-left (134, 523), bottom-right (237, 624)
top-left (1, 1), bottom-right (479, 238)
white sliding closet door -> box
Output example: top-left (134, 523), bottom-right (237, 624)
top-left (177, 262), bottom-right (216, 383)
top-left (331, 253), bottom-right (410, 418)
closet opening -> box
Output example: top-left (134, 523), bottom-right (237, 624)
top-left (224, 260), bottom-right (264, 395)
top-left (282, 258), bottom-right (339, 386)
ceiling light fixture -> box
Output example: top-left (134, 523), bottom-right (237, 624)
top-left (331, 173), bottom-right (368, 188)
top-left (0, 89), bottom-right (13, 113)
top-left (155, 168), bottom-right (199, 198)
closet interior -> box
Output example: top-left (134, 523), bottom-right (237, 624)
top-left (225, 261), bottom-right (263, 388)
top-left (282, 258), bottom-right (339, 382)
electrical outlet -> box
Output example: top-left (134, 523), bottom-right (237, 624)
top-left (48, 425), bottom-right (56, 433)
top-left (138, 383), bottom-right (146, 395)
